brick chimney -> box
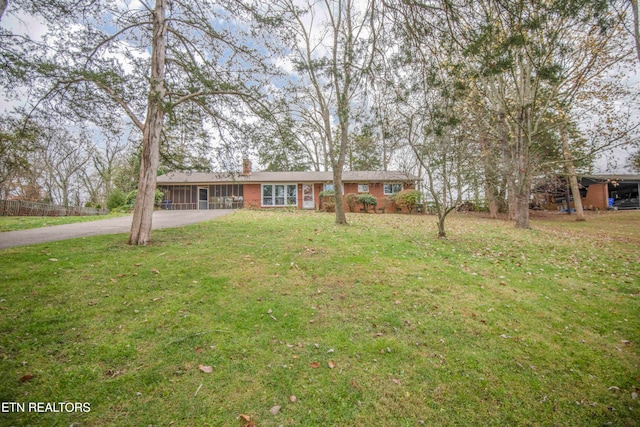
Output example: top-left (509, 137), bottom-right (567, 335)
top-left (242, 158), bottom-right (252, 176)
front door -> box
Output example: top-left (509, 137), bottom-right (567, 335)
top-left (302, 184), bottom-right (314, 209)
top-left (198, 187), bottom-right (208, 210)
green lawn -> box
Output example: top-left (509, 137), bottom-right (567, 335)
top-left (0, 213), bottom-right (128, 232)
top-left (0, 210), bottom-right (638, 426)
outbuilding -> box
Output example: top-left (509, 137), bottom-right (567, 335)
top-left (580, 174), bottom-right (640, 210)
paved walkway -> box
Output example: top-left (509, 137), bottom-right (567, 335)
top-left (0, 210), bottom-right (235, 250)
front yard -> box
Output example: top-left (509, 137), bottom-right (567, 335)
top-left (0, 210), bottom-right (638, 426)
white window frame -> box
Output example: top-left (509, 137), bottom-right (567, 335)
top-left (324, 183), bottom-right (345, 193)
top-left (384, 183), bottom-right (403, 195)
top-left (262, 184), bottom-right (298, 207)
top-left (358, 184), bottom-right (369, 193)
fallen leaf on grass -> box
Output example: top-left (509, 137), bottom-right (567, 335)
top-left (150, 268), bottom-right (160, 275)
top-left (328, 360), bottom-right (336, 369)
top-left (309, 362), bottom-right (321, 369)
top-left (239, 414), bottom-right (256, 427)
top-left (269, 405), bottom-right (281, 415)
top-left (289, 395), bottom-right (297, 402)
top-left (198, 365), bottom-right (213, 373)
top-left (19, 373), bottom-right (34, 382)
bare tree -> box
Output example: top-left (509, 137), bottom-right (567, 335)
top-left (429, 0), bottom-right (625, 228)
top-left (39, 126), bottom-right (92, 206)
top-left (276, 0), bottom-right (379, 225)
top-left (6, 0), bottom-right (276, 244)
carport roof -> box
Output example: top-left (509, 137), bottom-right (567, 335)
top-left (156, 170), bottom-right (418, 184)
top-left (580, 174), bottom-right (640, 186)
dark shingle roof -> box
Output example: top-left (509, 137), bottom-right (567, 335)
top-left (156, 170), bottom-right (418, 185)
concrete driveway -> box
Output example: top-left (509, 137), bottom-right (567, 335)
top-left (0, 210), bottom-right (235, 250)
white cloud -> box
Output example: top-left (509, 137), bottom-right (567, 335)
top-left (1, 9), bottom-right (48, 41)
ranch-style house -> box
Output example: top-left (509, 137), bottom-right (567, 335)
top-left (156, 160), bottom-right (417, 212)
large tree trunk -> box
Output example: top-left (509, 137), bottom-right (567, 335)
top-left (561, 128), bottom-right (586, 221)
top-left (129, 0), bottom-right (167, 246)
top-left (61, 182), bottom-right (69, 207)
top-left (508, 177), bottom-right (517, 221)
top-left (333, 168), bottom-right (347, 224)
top-left (632, 0), bottom-right (640, 63)
top-left (332, 119), bottom-right (349, 225)
top-left (0, 0), bottom-right (7, 22)
top-left (512, 161), bottom-right (531, 228)
top-left (514, 188), bottom-right (530, 229)
top-left (436, 211), bottom-right (447, 238)
top-left (513, 104), bottom-right (531, 229)
top-left (480, 135), bottom-right (499, 218)
top-left (486, 183), bottom-right (499, 218)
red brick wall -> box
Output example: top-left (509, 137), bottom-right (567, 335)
top-left (583, 183), bottom-right (608, 210)
top-left (244, 184), bottom-right (262, 209)
top-left (343, 182), bottom-right (415, 213)
top-left (343, 183), bottom-right (389, 212)
top-left (244, 181), bottom-right (414, 212)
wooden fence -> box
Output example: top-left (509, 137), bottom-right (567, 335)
top-left (0, 200), bottom-right (109, 217)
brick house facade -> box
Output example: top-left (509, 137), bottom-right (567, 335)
top-left (156, 166), bottom-right (417, 213)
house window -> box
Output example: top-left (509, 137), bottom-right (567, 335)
top-left (324, 183), bottom-right (344, 193)
top-left (384, 183), bottom-right (403, 195)
top-left (262, 184), bottom-right (297, 206)
top-left (358, 184), bottom-right (369, 193)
